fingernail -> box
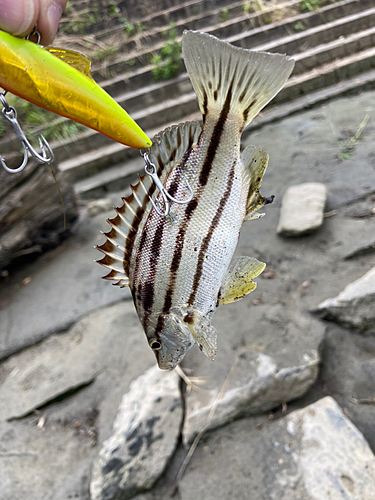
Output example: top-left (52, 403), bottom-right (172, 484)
top-left (48, 3), bottom-right (63, 41)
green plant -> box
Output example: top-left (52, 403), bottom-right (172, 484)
top-left (5, 96), bottom-right (85, 143)
top-left (337, 114), bottom-right (369, 161)
top-left (91, 46), bottom-right (118, 63)
top-left (124, 23), bottom-right (135, 36)
top-left (293, 21), bottom-right (305, 31)
top-left (300, 0), bottom-right (324, 12)
top-left (220, 8), bottom-right (229, 23)
top-left (151, 24), bottom-right (182, 82)
top-left (0, 118), bottom-right (6, 139)
top-left (136, 21), bottom-right (145, 34)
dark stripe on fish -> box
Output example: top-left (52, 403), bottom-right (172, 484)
top-left (162, 197), bottom-right (199, 314)
top-left (188, 160), bottom-right (236, 305)
top-left (199, 80), bottom-right (233, 186)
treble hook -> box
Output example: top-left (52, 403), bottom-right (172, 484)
top-left (143, 153), bottom-right (194, 217)
top-left (0, 92), bottom-right (54, 174)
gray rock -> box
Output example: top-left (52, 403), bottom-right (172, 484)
top-left (182, 305), bottom-right (325, 444)
top-left (0, 300), bottom-right (156, 500)
top-left (179, 397), bottom-right (375, 500)
top-left (314, 266), bottom-right (375, 333)
top-left (318, 325), bottom-right (375, 452)
top-left (277, 182), bottom-right (327, 236)
top-left (0, 301), bottom-right (153, 421)
top-left (0, 211), bottom-right (131, 361)
top-left (90, 366), bottom-right (183, 500)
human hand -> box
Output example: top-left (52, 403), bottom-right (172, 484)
top-left (0, 0), bottom-right (67, 45)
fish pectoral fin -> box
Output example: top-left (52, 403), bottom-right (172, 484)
top-left (182, 30), bottom-right (294, 127)
top-left (193, 321), bottom-right (217, 362)
top-left (46, 47), bottom-right (93, 79)
top-left (241, 145), bottom-right (274, 220)
top-left (219, 257), bottom-right (266, 305)
top-left (177, 307), bottom-right (217, 362)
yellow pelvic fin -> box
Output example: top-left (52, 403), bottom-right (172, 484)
top-left (219, 257), bottom-right (266, 305)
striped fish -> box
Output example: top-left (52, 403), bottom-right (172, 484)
top-left (97, 31), bottom-right (294, 370)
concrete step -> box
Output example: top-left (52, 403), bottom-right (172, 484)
top-left (2, 8), bottom-right (374, 162)
top-left (110, 14), bottom-right (375, 115)
top-left (45, 28), bottom-right (375, 170)
top-left (92, 0), bottom-right (303, 75)
top-left (91, 0), bottom-right (373, 83)
top-left (75, 67), bottom-right (375, 200)
top-left (68, 43), bottom-right (375, 188)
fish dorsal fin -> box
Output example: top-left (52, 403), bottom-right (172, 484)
top-left (175, 306), bottom-right (217, 361)
top-left (97, 122), bottom-right (201, 286)
top-left (241, 145), bottom-right (273, 220)
top-left (182, 30), bottom-right (294, 127)
top-left (143, 121), bottom-right (202, 182)
top-left (96, 173), bottom-right (154, 286)
top-left (46, 47), bottom-right (93, 79)
top-left (219, 256), bottom-right (266, 305)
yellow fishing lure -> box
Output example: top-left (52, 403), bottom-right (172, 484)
top-left (0, 30), bottom-right (151, 149)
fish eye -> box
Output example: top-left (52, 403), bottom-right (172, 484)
top-left (149, 338), bottom-right (162, 351)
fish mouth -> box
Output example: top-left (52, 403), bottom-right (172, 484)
top-left (154, 342), bottom-right (192, 371)
top-left (153, 323), bottom-right (195, 371)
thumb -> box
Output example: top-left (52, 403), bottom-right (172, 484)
top-left (36, 0), bottom-right (67, 45)
top-left (0, 0), bottom-right (39, 37)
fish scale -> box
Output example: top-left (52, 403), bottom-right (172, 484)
top-left (97, 30), bottom-right (294, 370)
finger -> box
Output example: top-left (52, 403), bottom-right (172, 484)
top-left (0, 0), bottom-right (39, 37)
top-left (36, 0), bottom-right (67, 45)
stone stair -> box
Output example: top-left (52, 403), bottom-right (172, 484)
top-left (4, 0), bottom-right (374, 199)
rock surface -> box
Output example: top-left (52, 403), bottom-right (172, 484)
top-left (0, 300), bottom-right (155, 500)
top-left (0, 162), bottom-right (78, 270)
top-left (314, 266), bottom-right (375, 333)
top-left (277, 182), bottom-right (327, 236)
top-left (0, 301), bottom-right (150, 421)
top-left (90, 366), bottom-right (183, 500)
top-left (182, 305), bottom-right (325, 444)
top-left (179, 397), bottom-right (375, 500)
top-left (316, 324), bottom-right (375, 452)
top-left (0, 211), bottom-right (131, 361)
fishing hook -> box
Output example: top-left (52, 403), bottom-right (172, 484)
top-left (0, 91), bottom-right (54, 174)
top-left (143, 153), bottom-right (194, 217)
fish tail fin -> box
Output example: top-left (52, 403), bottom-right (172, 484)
top-left (182, 30), bottom-right (294, 128)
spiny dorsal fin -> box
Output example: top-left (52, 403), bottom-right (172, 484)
top-left (46, 47), bottom-right (93, 79)
top-left (182, 30), bottom-right (294, 127)
top-left (142, 121), bottom-right (202, 182)
top-left (241, 145), bottom-right (274, 220)
top-left (97, 121), bottom-right (202, 286)
top-left (219, 256), bottom-right (266, 305)
top-left (96, 173), bottom-right (154, 286)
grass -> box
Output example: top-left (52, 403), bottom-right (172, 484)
top-left (151, 23), bottom-right (182, 82)
top-left (337, 114), bottom-right (369, 161)
top-left (300, 0), bottom-right (325, 12)
top-left (3, 95), bottom-right (86, 143)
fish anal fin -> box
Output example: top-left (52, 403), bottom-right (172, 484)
top-left (182, 30), bottom-right (294, 127)
top-left (174, 306), bottom-right (217, 361)
top-left (219, 257), bottom-right (266, 305)
top-left (46, 47), bottom-right (93, 79)
top-left (102, 270), bottom-right (129, 288)
top-left (242, 145), bottom-right (274, 219)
